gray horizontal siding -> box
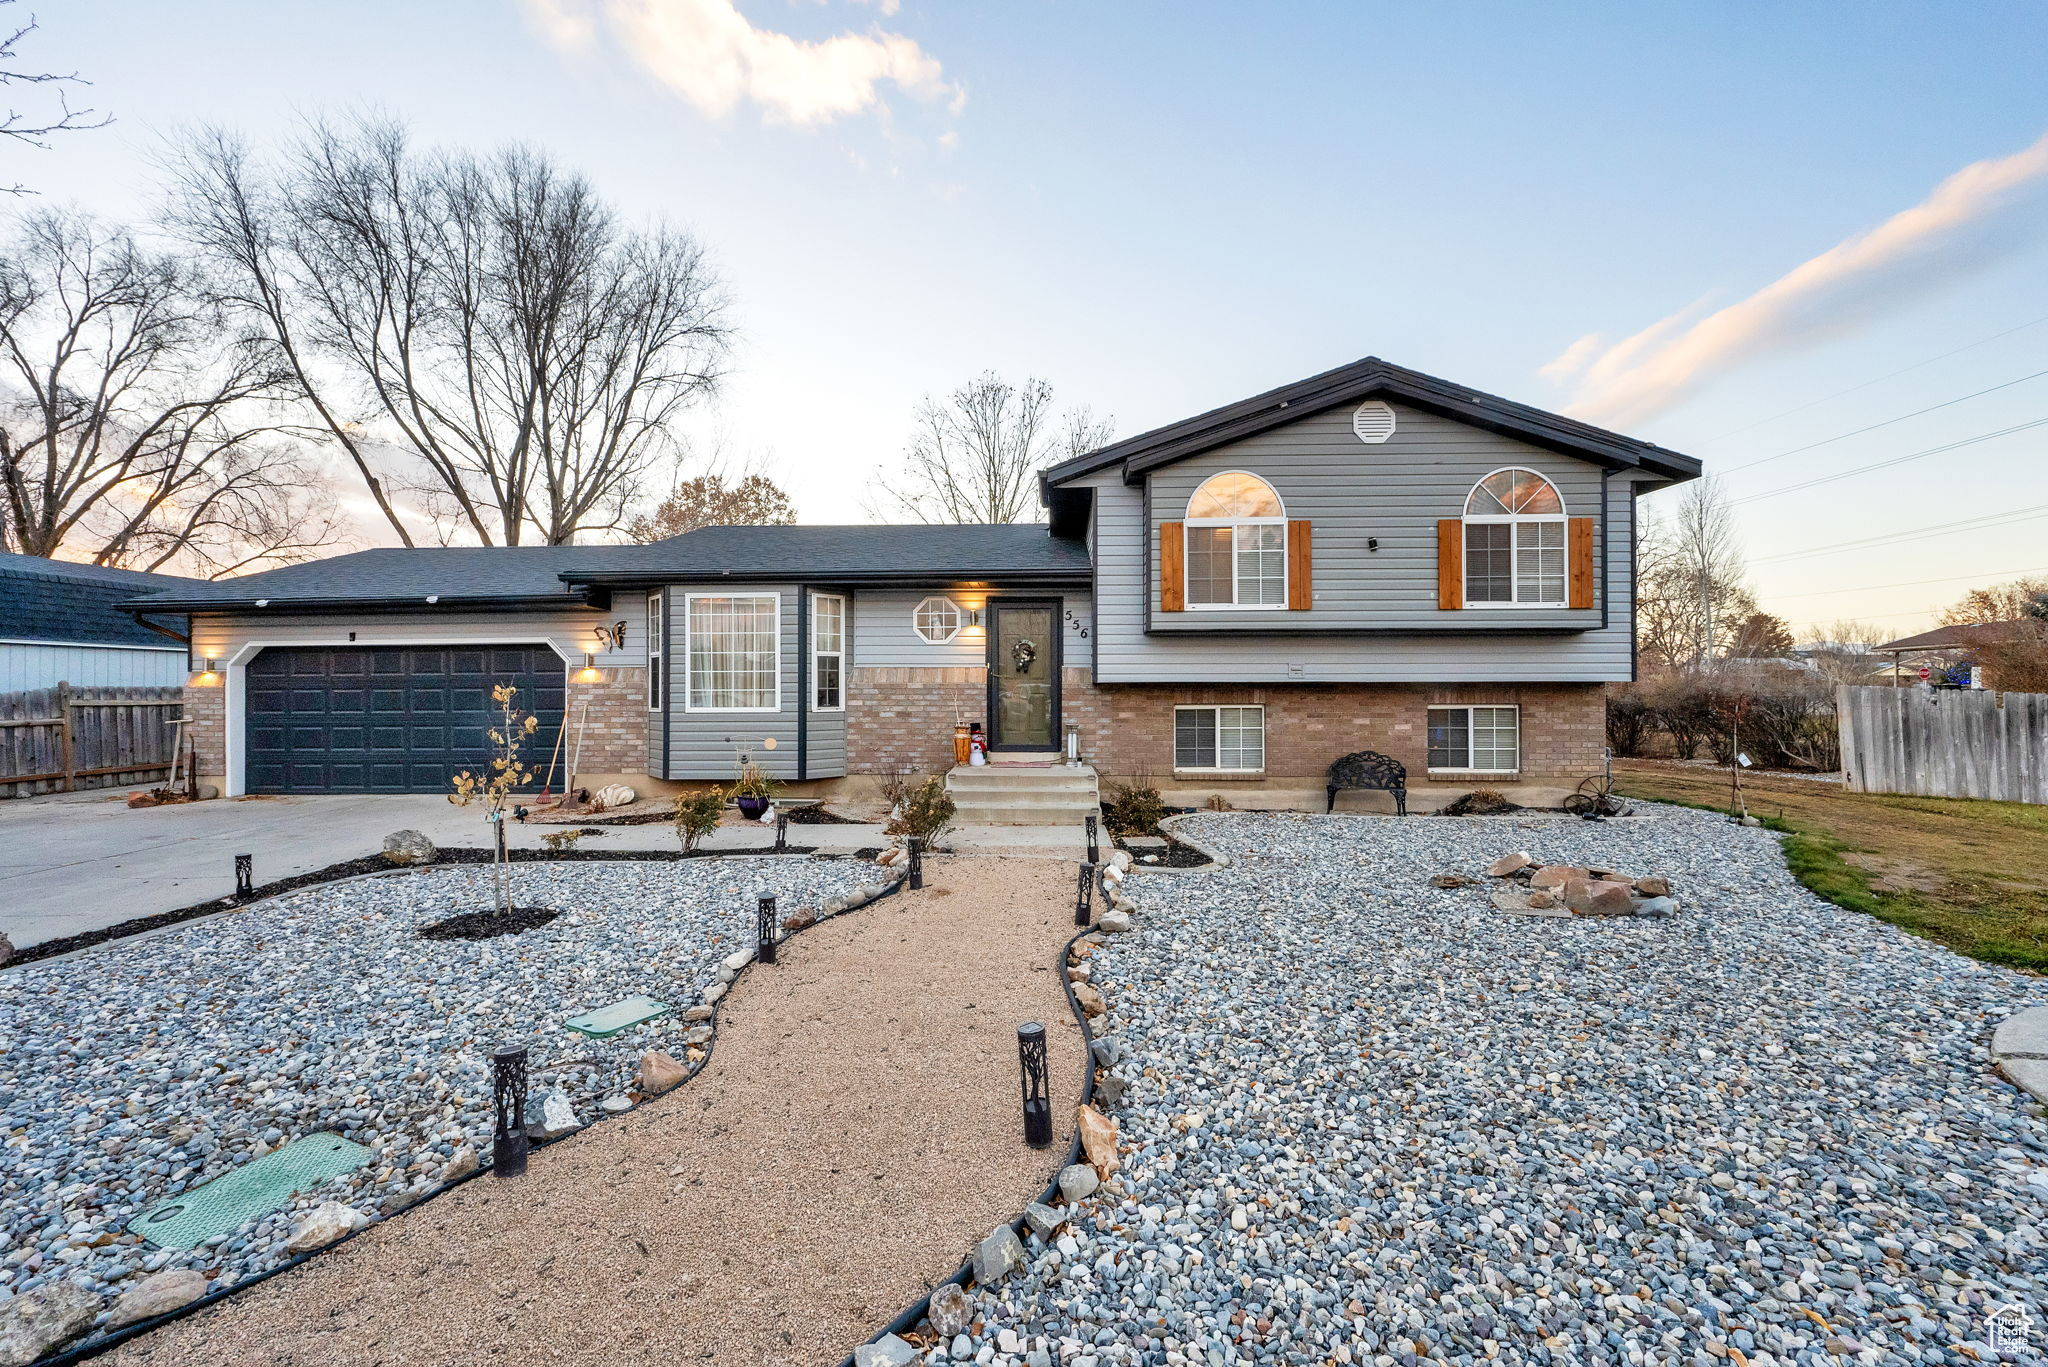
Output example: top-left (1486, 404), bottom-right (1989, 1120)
top-left (1148, 403), bottom-right (1603, 630)
top-left (853, 586), bottom-right (1093, 668)
top-left (665, 585), bottom-right (800, 782)
top-left (1084, 404), bottom-right (1647, 682)
top-left (0, 641), bottom-right (188, 692)
top-left (191, 596), bottom-right (650, 670)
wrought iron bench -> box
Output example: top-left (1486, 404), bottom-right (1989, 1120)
top-left (1326, 750), bottom-right (1408, 815)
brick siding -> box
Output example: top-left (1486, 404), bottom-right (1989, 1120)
top-left (848, 665), bottom-right (1603, 784)
top-left (564, 667), bottom-right (648, 779)
top-left (184, 681), bottom-right (226, 784)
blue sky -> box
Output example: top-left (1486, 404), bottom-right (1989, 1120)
top-left (27, 0), bottom-right (2048, 635)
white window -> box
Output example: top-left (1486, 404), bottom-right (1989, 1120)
top-left (646, 592), bottom-right (664, 712)
top-left (1174, 705), bottom-right (1265, 772)
top-left (1463, 468), bottom-right (1566, 607)
top-left (1428, 705), bottom-right (1521, 773)
top-left (813, 593), bottom-right (845, 711)
top-left (1185, 471), bottom-right (1287, 609)
top-left (685, 593), bottom-right (779, 712)
top-left (913, 595), bottom-right (962, 644)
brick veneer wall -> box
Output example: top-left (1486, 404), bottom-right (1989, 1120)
top-left (184, 682), bottom-right (225, 785)
top-left (845, 665), bottom-right (1605, 784)
top-left (565, 667), bottom-right (649, 780)
top-left (846, 667), bottom-right (987, 775)
top-left (1060, 669), bottom-right (1604, 782)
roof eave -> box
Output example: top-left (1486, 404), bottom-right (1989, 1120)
top-left (561, 567), bottom-right (1092, 588)
top-left (118, 592), bottom-right (599, 614)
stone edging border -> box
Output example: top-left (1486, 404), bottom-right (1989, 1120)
top-left (1992, 1004), bottom-right (2048, 1104)
top-left (33, 860), bottom-right (911, 1367)
top-left (833, 853), bottom-right (1188, 1367)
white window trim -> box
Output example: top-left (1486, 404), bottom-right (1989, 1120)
top-left (1426, 703), bottom-right (1522, 776)
top-left (811, 591), bottom-right (846, 713)
top-left (1171, 703), bottom-right (1266, 773)
top-left (1185, 469), bottom-right (1288, 612)
top-left (1462, 466), bottom-right (1568, 610)
top-left (646, 591), bottom-right (664, 713)
top-left (912, 595), bottom-right (963, 644)
top-left (682, 591), bottom-right (781, 714)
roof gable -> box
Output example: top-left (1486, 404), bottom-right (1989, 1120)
top-left (1041, 356), bottom-right (1702, 490)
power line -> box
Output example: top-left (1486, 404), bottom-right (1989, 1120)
top-left (1718, 366), bottom-right (2048, 476)
top-left (1763, 565), bottom-right (2048, 601)
top-left (1751, 501), bottom-right (2048, 564)
top-left (1703, 312), bottom-right (2048, 442)
top-left (1730, 416), bottom-right (2048, 505)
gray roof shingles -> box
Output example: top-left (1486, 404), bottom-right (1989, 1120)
top-left (120, 525), bottom-right (1089, 611)
top-left (0, 553), bottom-right (194, 648)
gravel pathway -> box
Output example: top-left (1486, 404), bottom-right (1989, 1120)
top-left (100, 855), bottom-right (1080, 1367)
top-left (956, 808), bottom-right (2048, 1367)
top-left (0, 855), bottom-right (880, 1340)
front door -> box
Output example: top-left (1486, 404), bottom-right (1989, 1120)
top-left (987, 600), bottom-right (1060, 751)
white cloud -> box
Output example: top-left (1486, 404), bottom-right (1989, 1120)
top-left (1547, 128), bottom-right (2048, 429)
top-left (525, 0), bottom-right (960, 127)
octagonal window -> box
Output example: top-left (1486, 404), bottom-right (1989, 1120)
top-left (913, 596), bottom-right (962, 644)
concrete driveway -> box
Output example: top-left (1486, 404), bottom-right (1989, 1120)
top-left (0, 792), bottom-right (749, 950)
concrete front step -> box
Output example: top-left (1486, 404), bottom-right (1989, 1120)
top-left (946, 762), bottom-right (1099, 826)
top-left (950, 803), bottom-right (1099, 827)
top-left (946, 771), bottom-right (1098, 793)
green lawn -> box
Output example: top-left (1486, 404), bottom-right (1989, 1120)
top-left (1614, 759), bottom-right (2048, 972)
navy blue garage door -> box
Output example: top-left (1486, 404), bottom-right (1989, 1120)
top-left (245, 646), bottom-right (567, 794)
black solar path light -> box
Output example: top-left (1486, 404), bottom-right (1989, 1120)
top-left (907, 836), bottom-right (924, 890)
top-left (1085, 813), bottom-right (1099, 864)
top-left (1018, 1022), bottom-right (1053, 1148)
top-left (1075, 861), bottom-right (1094, 927)
top-left (234, 854), bottom-right (253, 900)
top-left (774, 812), bottom-right (788, 853)
top-left (757, 894), bottom-right (779, 965)
top-left (491, 1044), bottom-right (530, 1178)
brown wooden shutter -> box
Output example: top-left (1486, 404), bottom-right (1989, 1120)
top-left (1286, 520), bottom-right (1312, 610)
top-left (1160, 521), bottom-right (1186, 612)
top-left (1568, 516), bottom-right (1595, 609)
top-left (1437, 519), bottom-right (1464, 610)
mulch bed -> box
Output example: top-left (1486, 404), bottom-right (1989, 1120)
top-left (417, 905), bottom-right (563, 940)
top-left (3, 844), bottom-right (826, 970)
top-left (1114, 836), bottom-right (1211, 869)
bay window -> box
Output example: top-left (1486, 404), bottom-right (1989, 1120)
top-left (685, 593), bottom-right (779, 711)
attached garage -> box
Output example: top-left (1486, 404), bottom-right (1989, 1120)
top-left (245, 645), bottom-right (566, 794)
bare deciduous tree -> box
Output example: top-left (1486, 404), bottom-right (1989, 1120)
top-left (869, 372), bottom-right (1113, 524)
top-left (168, 116), bottom-right (732, 546)
top-left (0, 209), bottom-right (339, 575)
top-left (627, 470), bottom-right (796, 542)
top-left (0, 4), bottom-right (110, 193)
top-left (1635, 476), bottom-right (1756, 675)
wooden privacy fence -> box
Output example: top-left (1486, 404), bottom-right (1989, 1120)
top-left (0, 683), bottom-right (185, 800)
top-left (1838, 684), bottom-right (2048, 804)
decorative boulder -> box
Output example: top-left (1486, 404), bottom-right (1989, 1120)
top-left (0, 1282), bottom-right (100, 1364)
top-left (593, 783), bottom-right (637, 810)
top-left (640, 1050), bottom-right (687, 1096)
top-left (1078, 1104), bottom-right (1121, 1177)
top-left (525, 1090), bottom-right (582, 1140)
top-left (927, 1282), bottom-right (974, 1338)
top-left (1057, 1163), bottom-right (1099, 1201)
top-left (1635, 896), bottom-right (1679, 918)
top-left (380, 830), bottom-right (438, 866)
top-left (1528, 865), bottom-right (1590, 891)
top-left (440, 1146), bottom-right (478, 1181)
top-left (1564, 878), bottom-right (1636, 918)
top-left (1023, 1200), bottom-right (1066, 1238)
top-left (1486, 852), bottom-right (1533, 877)
top-left (853, 1335), bottom-right (918, 1367)
top-left (1633, 875), bottom-right (1672, 898)
top-left (1430, 873), bottom-right (1478, 889)
top-left (973, 1226), bottom-right (1027, 1285)
top-left (284, 1200), bottom-right (368, 1254)
top-left (0, 931), bottom-right (12, 968)
top-left (1072, 983), bottom-right (1107, 1018)
top-left (107, 1269), bottom-right (209, 1329)
top-left (1099, 910), bottom-right (1134, 934)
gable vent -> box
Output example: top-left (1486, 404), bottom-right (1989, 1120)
top-left (1352, 400), bottom-right (1396, 444)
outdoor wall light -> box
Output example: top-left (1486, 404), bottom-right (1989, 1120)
top-left (575, 653), bottom-right (601, 683)
top-left (193, 657), bottom-right (221, 684)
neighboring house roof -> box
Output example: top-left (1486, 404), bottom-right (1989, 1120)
top-left (1040, 355), bottom-right (1705, 491)
top-left (121, 526), bottom-right (1091, 613)
top-left (1875, 621), bottom-right (2031, 652)
top-left (0, 553), bottom-right (193, 648)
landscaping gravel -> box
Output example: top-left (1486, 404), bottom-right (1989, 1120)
top-left (0, 856), bottom-right (879, 1341)
top-left (948, 807), bottom-right (2048, 1366)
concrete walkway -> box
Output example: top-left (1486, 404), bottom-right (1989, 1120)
top-left (103, 857), bottom-right (1082, 1367)
top-left (0, 790), bottom-right (1087, 949)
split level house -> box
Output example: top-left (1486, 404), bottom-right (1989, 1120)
top-left (122, 358), bottom-right (1701, 817)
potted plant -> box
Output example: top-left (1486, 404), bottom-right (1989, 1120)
top-left (730, 753), bottom-right (779, 820)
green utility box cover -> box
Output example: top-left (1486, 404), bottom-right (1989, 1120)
top-left (127, 1133), bottom-right (373, 1250)
top-left (565, 994), bottom-right (671, 1038)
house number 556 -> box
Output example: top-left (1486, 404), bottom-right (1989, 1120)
top-left (1064, 609), bottom-right (1089, 639)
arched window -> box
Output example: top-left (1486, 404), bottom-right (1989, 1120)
top-left (1185, 472), bottom-right (1286, 608)
top-left (1463, 468), bottom-right (1566, 605)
